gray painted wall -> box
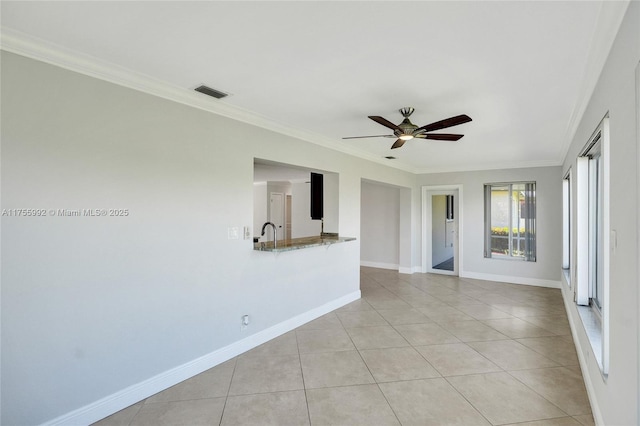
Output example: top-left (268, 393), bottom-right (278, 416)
top-left (360, 181), bottom-right (400, 268)
top-left (417, 166), bottom-right (563, 285)
top-left (0, 51), bottom-right (417, 425)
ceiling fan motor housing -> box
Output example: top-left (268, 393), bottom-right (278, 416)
top-left (397, 117), bottom-right (419, 137)
top-left (396, 107), bottom-right (420, 137)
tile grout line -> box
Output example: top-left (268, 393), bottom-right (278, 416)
top-left (441, 375), bottom-right (496, 426)
top-left (363, 267), bottom-right (592, 425)
top-left (124, 402), bottom-right (143, 426)
top-left (354, 301), bottom-right (404, 426)
top-left (379, 273), bottom-right (498, 426)
top-left (504, 367), bottom-right (584, 419)
top-left (217, 357), bottom-right (239, 426)
top-left (370, 272), bottom-right (492, 424)
top-left (294, 329), bottom-right (313, 426)
top-left (332, 299), bottom-right (401, 418)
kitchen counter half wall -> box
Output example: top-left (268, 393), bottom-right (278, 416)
top-left (254, 234), bottom-right (356, 252)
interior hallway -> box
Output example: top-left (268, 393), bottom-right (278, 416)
top-left (95, 267), bottom-right (594, 426)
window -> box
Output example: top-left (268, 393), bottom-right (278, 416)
top-left (575, 115), bottom-right (609, 375)
top-left (484, 182), bottom-right (536, 261)
top-left (445, 195), bottom-right (454, 221)
top-left (576, 128), bottom-right (606, 312)
top-left (588, 142), bottom-right (604, 311)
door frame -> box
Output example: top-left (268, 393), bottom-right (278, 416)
top-left (635, 60), bottom-right (639, 421)
top-left (422, 185), bottom-right (463, 275)
top-left (269, 192), bottom-right (284, 241)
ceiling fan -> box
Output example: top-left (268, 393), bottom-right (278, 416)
top-left (343, 107), bottom-right (472, 149)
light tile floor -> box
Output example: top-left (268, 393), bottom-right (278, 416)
top-left (94, 267), bottom-right (594, 426)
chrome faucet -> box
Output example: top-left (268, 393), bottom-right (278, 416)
top-left (261, 222), bottom-right (277, 249)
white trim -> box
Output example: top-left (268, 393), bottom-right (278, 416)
top-left (422, 185), bottom-right (463, 276)
top-left (561, 275), bottom-right (605, 426)
top-left (0, 28), bottom-right (418, 175)
top-left (42, 291), bottom-right (360, 426)
top-left (558, 0), bottom-right (631, 162)
top-left (1, 24), bottom-right (627, 176)
top-left (358, 262), bottom-right (418, 275)
top-left (636, 59), bottom-right (640, 426)
top-left (601, 117), bottom-right (610, 376)
top-left (360, 261), bottom-right (399, 271)
top-left (576, 156), bottom-right (590, 305)
top-left (414, 159), bottom-right (562, 175)
top-left (575, 116), bottom-right (610, 375)
top-left (460, 271), bottom-right (561, 289)
top-left (562, 178), bottom-right (570, 270)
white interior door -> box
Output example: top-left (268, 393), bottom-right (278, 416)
top-left (269, 192), bottom-right (284, 242)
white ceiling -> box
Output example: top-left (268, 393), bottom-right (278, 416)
top-left (1, 1), bottom-right (627, 173)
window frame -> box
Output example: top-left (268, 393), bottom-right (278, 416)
top-left (483, 181), bottom-right (536, 262)
top-left (575, 115), bottom-right (610, 376)
top-left (562, 168), bottom-right (573, 270)
top-left (562, 169), bottom-right (572, 285)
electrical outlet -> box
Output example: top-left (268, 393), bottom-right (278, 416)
top-left (243, 226), bottom-right (251, 240)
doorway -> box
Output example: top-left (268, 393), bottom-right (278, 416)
top-left (269, 192), bottom-right (284, 242)
top-left (423, 185), bottom-right (462, 276)
top-left (285, 195), bottom-right (292, 241)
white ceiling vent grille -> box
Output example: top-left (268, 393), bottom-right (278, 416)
top-left (194, 85), bottom-right (228, 99)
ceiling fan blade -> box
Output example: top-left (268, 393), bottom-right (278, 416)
top-left (416, 114), bottom-right (472, 133)
top-left (342, 135), bottom-right (395, 139)
top-left (416, 133), bottom-right (464, 141)
top-left (369, 116), bottom-right (402, 132)
top-left (391, 139), bottom-right (405, 149)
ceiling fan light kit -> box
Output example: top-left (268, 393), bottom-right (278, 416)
top-left (343, 107), bottom-right (472, 149)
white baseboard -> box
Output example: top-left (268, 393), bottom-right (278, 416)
top-left (398, 266), bottom-right (413, 274)
top-left (360, 261), bottom-right (419, 275)
top-left (43, 290), bottom-right (361, 426)
top-left (360, 261), bottom-right (399, 270)
top-left (460, 271), bottom-right (561, 289)
top-left (399, 266), bottom-right (423, 274)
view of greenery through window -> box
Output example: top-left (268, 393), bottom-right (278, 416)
top-left (484, 182), bottom-right (536, 261)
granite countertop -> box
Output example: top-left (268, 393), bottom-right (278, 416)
top-left (254, 234), bottom-right (356, 252)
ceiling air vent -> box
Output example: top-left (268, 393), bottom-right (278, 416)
top-left (194, 85), bottom-right (228, 99)
top-left (385, 156), bottom-right (396, 160)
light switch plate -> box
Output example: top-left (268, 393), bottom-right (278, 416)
top-left (243, 226), bottom-right (251, 239)
top-left (228, 227), bottom-right (239, 240)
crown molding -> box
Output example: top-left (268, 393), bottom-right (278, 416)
top-left (0, 27), bottom-right (420, 174)
top-left (3, 11), bottom-right (623, 178)
top-left (558, 0), bottom-right (630, 164)
top-left (413, 158), bottom-right (562, 175)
